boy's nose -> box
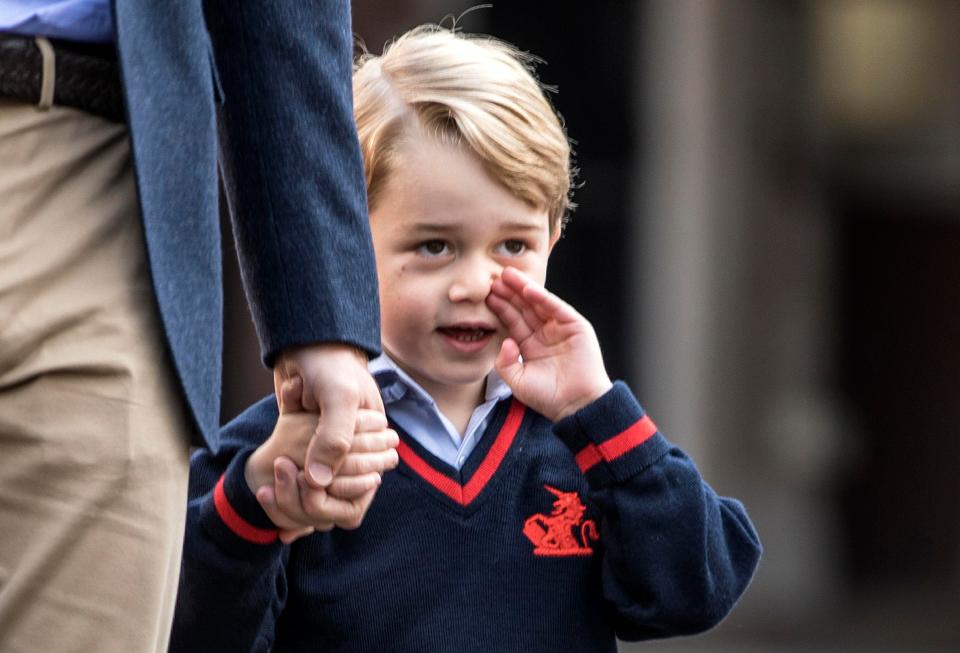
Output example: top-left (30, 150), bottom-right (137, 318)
top-left (448, 259), bottom-right (501, 303)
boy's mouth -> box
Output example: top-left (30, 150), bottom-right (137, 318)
top-left (436, 324), bottom-right (497, 353)
top-left (437, 326), bottom-right (495, 342)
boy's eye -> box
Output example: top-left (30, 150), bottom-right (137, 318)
top-left (417, 240), bottom-right (450, 257)
top-left (497, 239), bottom-right (527, 256)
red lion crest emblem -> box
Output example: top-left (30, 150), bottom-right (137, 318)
top-left (522, 485), bottom-right (599, 557)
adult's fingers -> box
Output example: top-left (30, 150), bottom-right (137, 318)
top-left (302, 353), bottom-right (385, 487)
top-left (358, 364), bottom-right (386, 414)
top-left (304, 386), bottom-right (358, 487)
top-left (349, 429), bottom-right (399, 453)
top-left (327, 472), bottom-right (382, 499)
top-left (337, 449), bottom-right (399, 476)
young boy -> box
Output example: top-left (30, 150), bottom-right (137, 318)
top-left (171, 25), bottom-right (761, 652)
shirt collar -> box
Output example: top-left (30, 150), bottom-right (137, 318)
top-left (369, 353), bottom-right (512, 407)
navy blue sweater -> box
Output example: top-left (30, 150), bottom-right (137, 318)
top-left (170, 383), bottom-right (761, 652)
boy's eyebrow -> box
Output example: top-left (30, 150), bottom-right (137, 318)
top-left (405, 218), bottom-right (545, 235)
top-left (406, 222), bottom-right (459, 235)
top-left (407, 221), bottom-right (543, 235)
top-left (497, 220), bottom-right (544, 232)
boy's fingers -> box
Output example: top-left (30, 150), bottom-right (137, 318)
top-left (522, 282), bottom-right (581, 323)
top-left (339, 487), bottom-right (379, 531)
top-left (267, 460), bottom-right (382, 531)
top-left (498, 266), bottom-right (534, 293)
top-left (496, 267), bottom-right (582, 332)
top-left (489, 275), bottom-right (518, 301)
top-left (501, 267), bottom-right (573, 321)
top-left (487, 292), bottom-right (535, 342)
top-left (327, 472), bottom-right (382, 499)
top-left (491, 275), bottom-right (544, 333)
top-left (277, 375), bottom-right (305, 414)
top-left (495, 338), bottom-right (523, 385)
top-left (295, 474), bottom-right (337, 531)
top-left (505, 286), bottom-right (544, 333)
top-left (299, 483), bottom-right (375, 531)
top-left (256, 484), bottom-right (306, 532)
top-left (278, 526), bottom-right (315, 545)
top-left (337, 449), bottom-right (399, 476)
top-left (349, 429), bottom-right (399, 453)
top-left (269, 458), bottom-right (312, 528)
top-left (268, 413), bottom-right (319, 468)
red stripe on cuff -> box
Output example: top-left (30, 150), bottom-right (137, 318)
top-left (213, 475), bottom-right (279, 545)
top-left (574, 444), bottom-right (602, 472)
top-left (575, 415), bottom-right (659, 473)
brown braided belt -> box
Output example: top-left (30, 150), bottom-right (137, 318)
top-left (0, 35), bottom-right (124, 123)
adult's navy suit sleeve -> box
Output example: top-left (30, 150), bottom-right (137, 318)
top-left (552, 383), bottom-right (762, 640)
top-left (203, 0), bottom-right (380, 365)
top-left (169, 397), bottom-right (289, 652)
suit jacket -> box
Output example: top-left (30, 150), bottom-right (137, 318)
top-left (112, 0), bottom-right (380, 449)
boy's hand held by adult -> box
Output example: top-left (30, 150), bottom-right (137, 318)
top-left (273, 343), bottom-right (386, 487)
top-left (487, 267), bottom-right (613, 422)
top-left (246, 374), bottom-right (398, 543)
top-left (255, 456), bottom-right (383, 543)
top-left (251, 434), bottom-right (398, 543)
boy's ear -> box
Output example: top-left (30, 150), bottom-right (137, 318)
top-left (548, 226), bottom-right (562, 252)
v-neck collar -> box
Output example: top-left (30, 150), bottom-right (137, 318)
top-left (393, 398), bottom-right (526, 509)
top-left (370, 353), bottom-right (512, 468)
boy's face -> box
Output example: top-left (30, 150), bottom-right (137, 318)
top-left (369, 138), bottom-right (557, 402)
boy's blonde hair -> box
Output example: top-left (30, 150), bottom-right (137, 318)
top-left (353, 25), bottom-right (574, 234)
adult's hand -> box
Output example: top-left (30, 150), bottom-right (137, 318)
top-left (255, 408), bottom-right (399, 544)
top-left (274, 343), bottom-right (385, 488)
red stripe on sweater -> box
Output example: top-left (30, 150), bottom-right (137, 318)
top-left (397, 400), bottom-right (526, 507)
top-left (396, 441), bottom-right (464, 504)
top-left (463, 400), bottom-right (524, 504)
top-left (575, 415), bottom-right (658, 473)
top-left (213, 475), bottom-right (279, 544)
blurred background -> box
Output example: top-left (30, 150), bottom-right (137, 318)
top-left (220, 1), bottom-right (960, 650)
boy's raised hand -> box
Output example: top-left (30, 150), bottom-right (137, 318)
top-left (487, 267), bottom-right (612, 423)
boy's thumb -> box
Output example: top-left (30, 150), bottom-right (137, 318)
top-left (495, 338), bottom-right (523, 389)
top-left (278, 375), bottom-right (305, 414)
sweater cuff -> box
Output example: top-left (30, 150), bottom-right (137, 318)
top-left (553, 381), bottom-right (671, 487)
top-left (198, 448), bottom-right (283, 556)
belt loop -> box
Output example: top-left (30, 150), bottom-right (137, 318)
top-left (34, 37), bottom-right (56, 111)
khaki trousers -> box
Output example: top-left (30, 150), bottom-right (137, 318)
top-left (0, 100), bottom-right (191, 652)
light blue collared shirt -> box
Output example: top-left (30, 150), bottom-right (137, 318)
top-left (0, 1), bottom-right (113, 43)
top-left (370, 354), bottom-right (513, 470)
